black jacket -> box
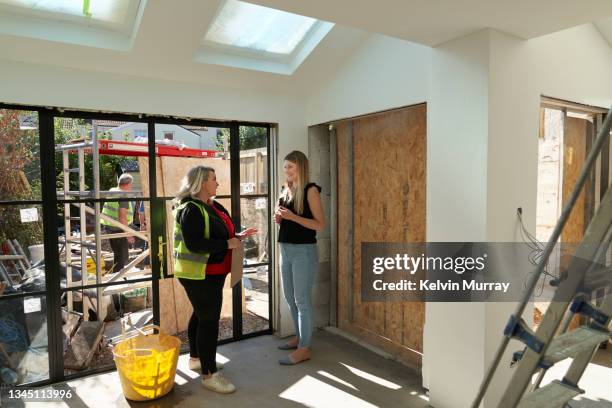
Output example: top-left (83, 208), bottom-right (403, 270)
top-left (176, 198), bottom-right (234, 264)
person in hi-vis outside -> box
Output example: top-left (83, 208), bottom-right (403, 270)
top-left (173, 165), bottom-right (257, 394)
top-left (101, 173), bottom-right (135, 273)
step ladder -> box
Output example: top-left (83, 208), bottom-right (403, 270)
top-left (472, 107), bottom-right (612, 408)
top-left (0, 239), bottom-right (31, 284)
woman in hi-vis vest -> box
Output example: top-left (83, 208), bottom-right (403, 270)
top-left (275, 151), bottom-right (325, 365)
top-left (173, 166), bottom-right (257, 394)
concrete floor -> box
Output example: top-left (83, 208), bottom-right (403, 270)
top-left (10, 332), bottom-right (612, 407)
top-left (23, 330), bottom-right (430, 408)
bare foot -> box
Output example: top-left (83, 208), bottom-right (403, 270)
top-left (286, 337), bottom-right (299, 347)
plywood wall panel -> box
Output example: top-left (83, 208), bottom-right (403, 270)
top-left (562, 117), bottom-right (587, 244)
top-left (337, 104), bottom-right (426, 368)
top-left (561, 116), bottom-right (590, 331)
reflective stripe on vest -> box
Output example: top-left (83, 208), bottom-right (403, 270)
top-left (173, 200), bottom-right (210, 280)
top-left (101, 188), bottom-right (134, 226)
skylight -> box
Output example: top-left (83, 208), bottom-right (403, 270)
top-left (0, 0), bottom-right (131, 24)
top-left (204, 0), bottom-right (317, 55)
top-left (0, 0), bottom-right (143, 50)
top-left (197, 0), bottom-right (334, 75)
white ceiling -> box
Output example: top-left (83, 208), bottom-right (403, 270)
top-left (245, 0), bottom-right (612, 46)
top-left (0, 0), bottom-right (368, 94)
top-left (595, 17), bottom-right (612, 49)
top-left (0, 0), bottom-right (611, 95)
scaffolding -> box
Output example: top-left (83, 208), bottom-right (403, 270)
top-left (57, 131), bottom-right (217, 321)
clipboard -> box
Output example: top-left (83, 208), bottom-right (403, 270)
top-left (230, 242), bottom-right (244, 287)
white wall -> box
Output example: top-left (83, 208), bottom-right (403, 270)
top-left (306, 33), bottom-right (430, 126)
top-left (487, 24), bottom-right (612, 245)
top-left (426, 29), bottom-right (503, 408)
top-left (0, 59), bottom-right (306, 130)
top-left (529, 24), bottom-right (612, 109)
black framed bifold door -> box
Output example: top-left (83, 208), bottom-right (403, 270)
top-left (234, 125), bottom-right (273, 339)
top-left (0, 107), bottom-right (51, 386)
top-left (152, 121), bottom-right (273, 349)
top-left (0, 103), bottom-right (272, 387)
top-left (151, 121), bottom-right (237, 344)
top-left (52, 113), bottom-right (155, 382)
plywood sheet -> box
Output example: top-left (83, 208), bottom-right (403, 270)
top-left (64, 321), bottom-right (105, 370)
top-left (170, 276), bottom-right (241, 333)
top-left (160, 156), bottom-right (231, 197)
top-left (137, 157), bottom-right (163, 198)
top-left (173, 278), bottom-right (193, 332)
top-left (160, 157), bottom-right (231, 276)
top-left (562, 116), bottom-right (587, 244)
top-left (337, 104), bottom-right (426, 368)
top-left (584, 121), bottom-right (595, 228)
top-left (159, 278), bottom-right (178, 334)
top-left (561, 116), bottom-right (589, 331)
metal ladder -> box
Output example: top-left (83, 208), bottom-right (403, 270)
top-left (472, 107), bottom-right (612, 408)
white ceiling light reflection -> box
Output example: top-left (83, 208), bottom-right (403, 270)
top-left (279, 375), bottom-right (378, 408)
top-left (340, 363), bottom-right (402, 390)
top-left (174, 373), bottom-right (189, 385)
top-left (317, 370), bottom-right (358, 391)
top-left (216, 353), bottom-right (230, 365)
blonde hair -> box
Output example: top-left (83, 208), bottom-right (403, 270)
top-left (174, 165), bottom-right (215, 205)
top-left (281, 151), bottom-right (309, 215)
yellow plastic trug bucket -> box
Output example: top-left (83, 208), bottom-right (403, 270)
top-left (85, 257), bottom-right (96, 276)
top-left (113, 326), bottom-right (180, 401)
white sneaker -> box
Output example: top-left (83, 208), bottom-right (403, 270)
top-left (201, 372), bottom-right (236, 394)
top-left (188, 358), bottom-right (224, 371)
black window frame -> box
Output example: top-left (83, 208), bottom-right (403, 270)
top-left (0, 102), bottom-right (274, 387)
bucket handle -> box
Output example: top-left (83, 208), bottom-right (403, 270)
top-left (113, 347), bottom-right (156, 359)
top-left (120, 314), bottom-right (162, 342)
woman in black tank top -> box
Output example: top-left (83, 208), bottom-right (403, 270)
top-left (275, 150), bottom-right (325, 365)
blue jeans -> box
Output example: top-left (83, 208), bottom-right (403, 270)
top-left (279, 243), bottom-right (317, 348)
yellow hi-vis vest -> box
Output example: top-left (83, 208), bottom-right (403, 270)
top-left (101, 187), bottom-right (134, 226)
top-left (173, 200), bottom-right (210, 280)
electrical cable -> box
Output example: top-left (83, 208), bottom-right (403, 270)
top-left (517, 208), bottom-right (559, 297)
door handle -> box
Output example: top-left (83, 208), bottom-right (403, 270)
top-left (158, 236), bottom-right (167, 278)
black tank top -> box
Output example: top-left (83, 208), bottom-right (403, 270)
top-left (278, 183), bottom-right (321, 244)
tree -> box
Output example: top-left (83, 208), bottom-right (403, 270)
top-left (240, 126), bottom-right (267, 150)
top-left (214, 126), bottom-right (267, 152)
top-left (0, 109), bottom-right (43, 250)
top-left (0, 110), bottom-right (38, 199)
